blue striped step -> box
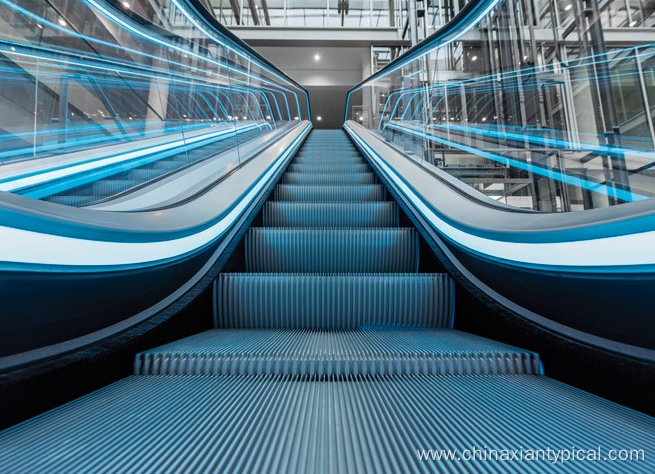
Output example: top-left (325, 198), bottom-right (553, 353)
top-left (293, 154), bottom-right (363, 163)
top-left (280, 173), bottom-right (377, 185)
top-left (92, 179), bottom-right (141, 196)
top-left (245, 228), bottom-right (418, 273)
top-left (2, 375), bottom-right (654, 473)
top-left (214, 273), bottom-right (452, 328)
top-left (273, 185), bottom-right (386, 202)
top-left (42, 195), bottom-right (100, 207)
top-left (262, 202), bottom-right (399, 227)
top-left (134, 329), bottom-right (542, 376)
top-left (288, 163), bottom-right (370, 173)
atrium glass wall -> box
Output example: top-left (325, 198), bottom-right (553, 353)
top-left (346, 0), bottom-right (655, 212)
top-left (0, 0), bottom-right (309, 205)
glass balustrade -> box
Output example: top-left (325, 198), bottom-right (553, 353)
top-left (0, 0), bottom-right (309, 205)
top-left (346, 0), bottom-right (655, 212)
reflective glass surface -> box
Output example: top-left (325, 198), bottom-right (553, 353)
top-left (346, 0), bottom-right (655, 212)
top-left (0, 0), bottom-right (309, 205)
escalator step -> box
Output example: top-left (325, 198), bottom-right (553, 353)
top-left (293, 154), bottom-right (363, 163)
top-left (125, 168), bottom-right (165, 181)
top-left (2, 375), bottom-right (654, 473)
top-left (288, 163), bottom-right (370, 173)
top-left (148, 158), bottom-right (188, 170)
top-left (134, 328), bottom-right (542, 376)
top-left (92, 179), bottom-right (141, 196)
top-left (214, 273), bottom-right (451, 328)
top-left (262, 202), bottom-right (399, 228)
top-left (42, 195), bottom-right (100, 207)
top-left (245, 228), bottom-right (418, 273)
top-left (273, 184), bottom-right (386, 202)
top-left (280, 173), bottom-right (376, 185)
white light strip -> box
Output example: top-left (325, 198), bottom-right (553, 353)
top-left (347, 125), bottom-right (655, 270)
top-left (0, 124), bottom-right (258, 192)
top-left (0, 125), bottom-right (310, 268)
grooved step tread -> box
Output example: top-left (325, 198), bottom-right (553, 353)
top-left (281, 173), bottom-right (377, 185)
top-left (214, 273), bottom-right (453, 328)
top-left (288, 163), bottom-right (370, 173)
top-left (273, 184), bottom-right (386, 202)
top-left (245, 228), bottom-right (419, 273)
top-left (262, 202), bottom-right (399, 228)
top-left (2, 375), bottom-right (654, 473)
top-left (135, 329), bottom-right (542, 376)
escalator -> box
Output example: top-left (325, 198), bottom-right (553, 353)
top-left (40, 126), bottom-right (265, 207)
top-left (1, 130), bottom-right (654, 472)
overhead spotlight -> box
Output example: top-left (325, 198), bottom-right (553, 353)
top-left (317, 116), bottom-right (322, 121)
top-left (58, 18), bottom-right (67, 27)
top-left (266, 115), bottom-right (271, 120)
top-left (294, 116), bottom-right (299, 120)
top-left (10, 46), bottom-right (16, 52)
top-left (314, 54), bottom-right (320, 61)
top-left (471, 55), bottom-right (478, 61)
top-left (36, 24), bottom-right (43, 29)
top-left (359, 116), bottom-right (363, 121)
top-left (122, 1), bottom-right (130, 7)
top-left (564, 4), bottom-right (572, 10)
top-left (243, 116), bottom-right (247, 120)
top-left (481, 117), bottom-right (487, 122)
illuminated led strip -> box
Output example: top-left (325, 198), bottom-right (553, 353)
top-left (168, 0), bottom-right (311, 119)
top-left (82, 0), bottom-right (301, 97)
top-left (346, 0), bottom-right (502, 105)
top-left (346, 124), bottom-right (655, 271)
top-left (429, 123), bottom-right (655, 164)
top-left (0, 0), bottom-right (299, 100)
top-left (0, 123), bottom-right (260, 192)
top-left (386, 122), bottom-right (647, 203)
top-left (0, 124), bottom-right (311, 269)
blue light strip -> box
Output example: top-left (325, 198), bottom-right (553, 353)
top-left (385, 122), bottom-right (647, 203)
top-left (0, 0), bottom-right (300, 102)
top-left (429, 123), bottom-right (655, 166)
top-left (0, 123), bottom-right (261, 193)
top-left (345, 0), bottom-right (504, 115)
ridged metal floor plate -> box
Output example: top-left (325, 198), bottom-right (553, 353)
top-left (135, 328), bottom-right (542, 376)
top-left (214, 273), bottom-right (454, 329)
top-left (281, 172), bottom-right (377, 185)
top-left (1, 375), bottom-right (653, 473)
top-left (288, 163), bottom-right (370, 173)
top-left (245, 228), bottom-right (418, 272)
top-left (262, 202), bottom-right (399, 227)
top-left (273, 184), bottom-right (386, 202)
